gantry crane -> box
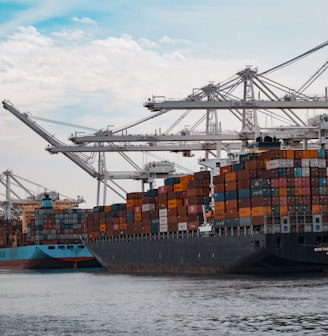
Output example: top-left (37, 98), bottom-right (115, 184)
top-left (2, 41), bottom-right (328, 205)
top-left (0, 170), bottom-right (84, 234)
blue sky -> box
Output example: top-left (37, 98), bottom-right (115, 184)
top-left (0, 0), bottom-right (327, 207)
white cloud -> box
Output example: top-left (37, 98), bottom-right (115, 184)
top-left (52, 29), bottom-right (93, 42)
top-left (71, 16), bottom-right (97, 25)
top-left (159, 36), bottom-right (190, 45)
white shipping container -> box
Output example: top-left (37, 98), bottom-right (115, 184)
top-left (142, 203), bottom-right (156, 212)
top-left (310, 159), bottom-right (319, 167)
top-left (178, 222), bottom-right (188, 231)
top-left (318, 159), bottom-right (327, 168)
top-left (301, 158), bottom-right (310, 167)
top-left (266, 159), bottom-right (279, 170)
top-left (159, 216), bottom-right (168, 225)
top-left (160, 224), bottom-right (168, 233)
top-left (159, 208), bottom-right (168, 217)
top-left (286, 159), bottom-right (294, 168)
top-left (302, 167), bottom-right (310, 176)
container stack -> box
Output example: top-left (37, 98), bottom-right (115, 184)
top-left (126, 192), bottom-right (144, 235)
top-left (0, 219), bottom-right (14, 247)
top-left (213, 149), bottom-right (328, 231)
top-left (86, 170), bottom-right (211, 239)
top-left (187, 171), bottom-right (210, 230)
top-left (34, 207), bottom-right (91, 243)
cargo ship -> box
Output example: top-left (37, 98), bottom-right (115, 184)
top-left (85, 148), bottom-right (328, 274)
top-left (0, 194), bottom-right (99, 269)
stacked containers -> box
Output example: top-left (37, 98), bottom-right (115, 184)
top-left (0, 219), bottom-right (15, 247)
top-left (126, 192), bottom-right (144, 235)
top-left (212, 149), bottom-right (328, 230)
top-left (187, 171), bottom-right (210, 230)
top-left (34, 207), bottom-right (91, 243)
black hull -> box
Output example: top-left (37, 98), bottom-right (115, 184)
top-left (86, 231), bottom-right (328, 274)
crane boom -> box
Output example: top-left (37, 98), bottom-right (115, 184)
top-left (2, 100), bottom-right (101, 180)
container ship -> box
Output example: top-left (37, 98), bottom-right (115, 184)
top-left (85, 148), bottom-right (328, 274)
top-left (0, 194), bottom-right (99, 269)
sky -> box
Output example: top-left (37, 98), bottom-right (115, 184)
top-left (0, 0), bottom-right (327, 208)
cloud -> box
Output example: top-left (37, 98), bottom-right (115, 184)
top-left (159, 36), bottom-right (190, 45)
top-left (52, 29), bottom-right (93, 42)
top-left (71, 16), bottom-right (97, 25)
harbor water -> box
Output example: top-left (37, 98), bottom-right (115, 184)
top-left (0, 269), bottom-right (328, 335)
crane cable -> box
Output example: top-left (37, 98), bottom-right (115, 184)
top-left (259, 40), bottom-right (328, 76)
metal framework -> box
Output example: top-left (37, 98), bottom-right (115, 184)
top-left (2, 41), bottom-right (328, 205)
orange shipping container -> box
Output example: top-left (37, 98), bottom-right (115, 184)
top-left (252, 206), bottom-right (264, 217)
top-left (286, 150), bottom-right (295, 159)
top-left (214, 201), bottom-right (225, 211)
top-left (225, 181), bottom-right (238, 192)
top-left (174, 183), bottom-right (188, 192)
top-left (214, 210), bottom-right (225, 219)
top-left (295, 187), bottom-right (303, 195)
top-left (225, 172), bottom-right (237, 182)
top-left (280, 206), bottom-right (288, 215)
top-left (239, 207), bottom-right (251, 218)
top-left (179, 175), bottom-right (194, 184)
top-left (312, 204), bottom-right (321, 214)
top-left (279, 187), bottom-right (287, 196)
top-left (134, 213), bottom-right (142, 222)
top-left (167, 199), bottom-right (183, 209)
top-left (99, 224), bottom-right (106, 232)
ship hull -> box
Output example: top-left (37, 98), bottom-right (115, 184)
top-left (86, 231), bottom-right (328, 274)
top-left (0, 244), bottom-right (99, 269)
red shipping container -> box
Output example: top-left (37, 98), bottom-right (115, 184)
top-left (294, 178), bottom-right (302, 187)
top-left (302, 187), bottom-right (311, 195)
top-left (226, 199), bottom-right (238, 209)
top-left (226, 208), bottom-right (238, 218)
top-left (278, 178), bottom-right (287, 187)
top-left (302, 177), bottom-right (310, 187)
top-left (271, 178), bottom-right (279, 188)
top-left (188, 204), bottom-right (203, 214)
top-left (220, 165), bottom-right (232, 175)
top-left (188, 222), bottom-right (199, 231)
top-left (280, 196), bottom-right (288, 206)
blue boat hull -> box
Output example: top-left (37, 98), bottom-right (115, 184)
top-left (0, 244), bottom-right (99, 269)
